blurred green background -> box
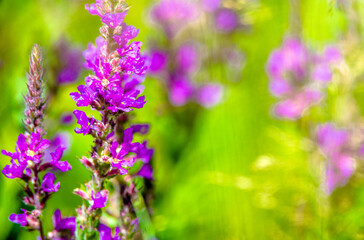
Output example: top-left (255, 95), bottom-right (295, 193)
top-left (2, 0), bottom-right (364, 239)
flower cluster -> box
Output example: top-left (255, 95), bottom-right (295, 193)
top-left (70, 0), bottom-right (153, 238)
top-left (317, 124), bottom-right (356, 194)
top-left (267, 37), bottom-right (341, 119)
top-left (2, 45), bottom-right (71, 240)
top-left (150, 0), bottom-right (228, 108)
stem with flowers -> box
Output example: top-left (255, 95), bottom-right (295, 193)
top-left (70, 0), bottom-right (153, 238)
top-left (1, 45), bottom-right (73, 240)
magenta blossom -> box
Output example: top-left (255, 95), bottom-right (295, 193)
top-left (9, 209), bottom-right (28, 227)
top-left (41, 173), bottom-right (60, 193)
top-left (267, 38), bottom-right (341, 119)
top-left (317, 124), bottom-right (356, 194)
top-left (91, 190), bottom-right (109, 209)
top-left (99, 224), bottom-right (121, 240)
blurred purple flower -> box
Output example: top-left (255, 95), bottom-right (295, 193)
top-left (137, 163), bottom-right (153, 179)
top-left (149, 49), bottom-right (168, 73)
top-left (197, 83), bottom-right (223, 108)
top-left (176, 43), bottom-right (199, 73)
top-left (273, 89), bottom-right (321, 119)
top-left (267, 38), bottom-right (340, 119)
top-left (169, 76), bottom-right (195, 106)
top-left (215, 9), bottom-right (239, 32)
top-left (56, 38), bottom-right (82, 85)
top-left (60, 113), bottom-right (74, 125)
top-left (317, 124), bottom-right (356, 194)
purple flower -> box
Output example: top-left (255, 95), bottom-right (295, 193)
top-left (50, 147), bottom-right (72, 172)
top-left (118, 41), bottom-right (147, 75)
top-left (317, 124), bottom-right (356, 194)
top-left (91, 190), bottom-right (109, 209)
top-left (110, 140), bottom-right (136, 175)
top-left (273, 90), bottom-right (321, 119)
top-left (2, 159), bottom-right (27, 179)
top-left (9, 209), bottom-right (28, 227)
top-left (137, 163), bottom-right (153, 179)
top-left (2, 133), bottom-right (50, 164)
top-left (215, 8), bottom-right (239, 32)
top-left (85, 2), bottom-right (103, 17)
top-left (42, 173), bottom-right (60, 193)
top-left (267, 38), bottom-right (309, 89)
top-left (113, 23), bottom-right (140, 48)
top-left (60, 113), bottom-right (74, 125)
top-left (99, 224), bottom-right (121, 240)
top-left (85, 59), bottom-right (122, 91)
top-left (102, 12), bottom-right (127, 28)
top-left (169, 77), bottom-right (194, 106)
top-left (176, 43), bottom-right (199, 73)
top-left (73, 110), bottom-right (95, 135)
top-left (52, 209), bottom-right (76, 239)
top-left (56, 38), bottom-right (82, 85)
top-left (267, 38), bottom-right (338, 119)
top-left (70, 84), bottom-right (98, 107)
top-left (130, 124), bottom-right (150, 135)
top-left (197, 83), bottom-right (223, 108)
top-left (134, 141), bottom-right (154, 163)
top-left (83, 37), bottom-right (106, 69)
top-left (149, 49), bottom-right (168, 73)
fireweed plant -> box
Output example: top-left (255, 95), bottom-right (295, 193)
top-left (1, 45), bottom-right (73, 239)
top-left (149, 0), bottom-right (250, 108)
top-left (70, 0), bottom-right (153, 239)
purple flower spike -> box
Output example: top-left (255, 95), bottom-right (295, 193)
top-left (99, 224), bottom-right (121, 240)
top-left (73, 110), bottom-right (95, 135)
top-left (102, 12), bottom-right (127, 28)
top-left (9, 209), bottom-right (28, 227)
top-left (52, 209), bottom-right (76, 239)
top-left (41, 173), bottom-right (60, 193)
top-left (91, 190), bottom-right (109, 209)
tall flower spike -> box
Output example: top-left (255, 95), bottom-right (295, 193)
top-left (71, 0), bottom-right (153, 238)
top-left (2, 44), bottom-right (72, 240)
top-left (24, 44), bottom-right (47, 136)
